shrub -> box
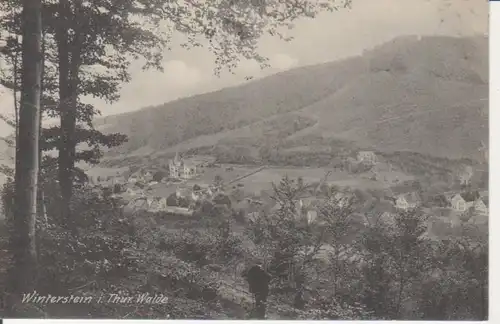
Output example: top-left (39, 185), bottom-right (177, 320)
top-left (113, 183), bottom-right (123, 194)
top-left (37, 189), bottom-right (139, 293)
top-left (153, 171), bottom-right (166, 182)
top-left (166, 193), bottom-right (178, 206)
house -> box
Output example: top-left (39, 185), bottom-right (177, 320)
top-left (128, 175), bottom-right (138, 184)
top-left (157, 197), bottom-right (167, 210)
top-left (444, 192), bottom-right (455, 203)
top-left (472, 198), bottom-right (488, 216)
top-left (128, 197), bottom-right (149, 210)
top-left (191, 184), bottom-right (214, 201)
top-left (468, 199), bottom-right (488, 226)
top-left (450, 193), bottom-right (467, 212)
top-left (306, 210), bottom-right (318, 224)
top-left (191, 189), bottom-right (211, 201)
top-left (204, 186), bottom-right (215, 198)
top-left (148, 197), bottom-right (168, 212)
top-left (145, 197), bottom-right (154, 209)
top-left (357, 151), bottom-right (377, 164)
top-left (176, 186), bottom-right (192, 199)
top-left (191, 190), bottom-right (202, 201)
top-left (395, 192), bottom-right (420, 210)
top-left (169, 152), bottom-right (197, 180)
top-left (296, 197), bottom-right (322, 223)
top-left (268, 196), bottom-right (318, 223)
top-left (164, 206), bottom-right (193, 216)
top-left (456, 165), bottom-right (473, 186)
top-left (332, 191), bottom-right (353, 208)
top-left (184, 163), bottom-right (197, 179)
top-left (479, 190), bottom-right (488, 199)
top-left (148, 198), bottom-right (161, 212)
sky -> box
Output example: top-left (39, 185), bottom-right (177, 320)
top-left (0, 0), bottom-right (488, 136)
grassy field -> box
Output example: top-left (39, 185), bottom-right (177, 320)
top-left (231, 166), bottom-right (414, 193)
top-left (84, 166), bottom-right (130, 179)
top-left (192, 164), bottom-right (257, 184)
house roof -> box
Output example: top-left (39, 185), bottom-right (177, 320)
top-left (452, 193), bottom-right (463, 199)
top-left (444, 192), bottom-right (456, 201)
top-left (183, 161), bottom-right (197, 168)
top-left (479, 190), bottom-right (488, 198)
top-left (164, 206), bottom-right (193, 216)
top-left (475, 197), bottom-right (488, 207)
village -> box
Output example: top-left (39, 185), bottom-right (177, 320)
top-left (85, 148), bottom-right (488, 237)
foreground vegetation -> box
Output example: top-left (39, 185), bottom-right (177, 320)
top-left (0, 174), bottom-right (487, 319)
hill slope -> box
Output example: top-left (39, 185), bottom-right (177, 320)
top-left (97, 35), bottom-right (488, 163)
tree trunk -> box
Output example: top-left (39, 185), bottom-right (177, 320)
top-left (56, 0), bottom-right (82, 226)
top-left (7, 0), bottom-right (42, 314)
top-left (395, 275), bottom-right (406, 318)
top-left (56, 0), bottom-right (73, 224)
top-left (13, 49), bottom-right (19, 147)
top-left (38, 26), bottom-right (46, 226)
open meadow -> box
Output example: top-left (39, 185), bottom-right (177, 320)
top-left (227, 165), bottom-right (414, 194)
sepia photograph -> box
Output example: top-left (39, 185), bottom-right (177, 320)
top-left (0, 0), bottom-right (489, 320)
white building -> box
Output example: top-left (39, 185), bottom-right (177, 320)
top-left (169, 152), bottom-right (197, 179)
top-left (306, 210), bottom-right (318, 224)
top-left (395, 192), bottom-right (420, 210)
top-left (128, 175), bottom-right (139, 184)
top-left (357, 151), bottom-right (377, 164)
top-left (176, 186), bottom-right (192, 199)
top-left (457, 165), bottom-right (474, 186)
top-left (473, 199), bottom-right (488, 216)
top-left (148, 197), bottom-right (168, 212)
top-left (450, 194), bottom-right (467, 212)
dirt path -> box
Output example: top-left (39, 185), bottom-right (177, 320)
top-left (225, 165), bottom-right (267, 186)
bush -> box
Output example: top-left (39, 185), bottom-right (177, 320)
top-left (161, 230), bottom-right (217, 266)
top-left (158, 225), bottom-right (244, 267)
top-left (113, 183), bottom-right (123, 194)
top-left (166, 193), bottom-right (178, 206)
top-left (153, 171), bottom-right (167, 182)
top-left (37, 189), bottom-right (140, 293)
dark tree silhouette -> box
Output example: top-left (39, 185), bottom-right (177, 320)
top-left (6, 0), bottom-right (43, 315)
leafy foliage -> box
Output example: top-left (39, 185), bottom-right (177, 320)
top-left (0, 173), bottom-right (488, 319)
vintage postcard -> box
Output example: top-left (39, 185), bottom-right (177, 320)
top-left (0, 0), bottom-right (488, 320)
